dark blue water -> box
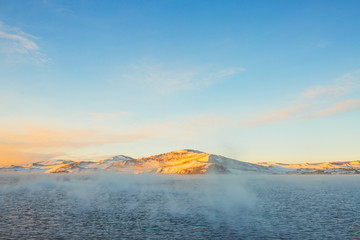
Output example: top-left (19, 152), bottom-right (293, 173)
top-left (1, 173), bottom-right (359, 239)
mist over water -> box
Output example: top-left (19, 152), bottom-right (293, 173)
top-left (1, 173), bottom-right (360, 239)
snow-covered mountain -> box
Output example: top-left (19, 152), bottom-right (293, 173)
top-left (1, 149), bottom-right (359, 175)
top-left (1, 155), bottom-right (134, 174)
top-left (108, 149), bottom-right (270, 174)
top-left (257, 161), bottom-right (360, 174)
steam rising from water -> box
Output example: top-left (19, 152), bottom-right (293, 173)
top-left (0, 173), bottom-right (256, 216)
top-left (1, 173), bottom-right (360, 239)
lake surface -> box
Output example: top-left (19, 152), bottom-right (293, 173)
top-left (1, 173), bottom-right (359, 239)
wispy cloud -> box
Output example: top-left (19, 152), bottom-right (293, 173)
top-left (302, 71), bottom-right (360, 99)
top-left (241, 70), bottom-right (360, 127)
top-left (0, 22), bottom-right (47, 63)
top-left (302, 85), bottom-right (351, 99)
top-left (122, 63), bottom-right (245, 93)
top-left (240, 104), bottom-right (311, 126)
top-left (240, 99), bottom-right (360, 127)
top-left (89, 112), bottom-right (132, 121)
top-left (303, 99), bottom-right (360, 119)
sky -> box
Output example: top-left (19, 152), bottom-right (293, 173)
top-left (1, 0), bottom-right (360, 166)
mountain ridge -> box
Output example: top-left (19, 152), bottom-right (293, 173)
top-left (1, 149), bottom-right (359, 175)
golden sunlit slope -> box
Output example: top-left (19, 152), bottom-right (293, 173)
top-left (1, 150), bottom-right (359, 175)
top-left (117, 149), bottom-right (269, 174)
top-left (116, 149), bottom-right (222, 174)
top-left (0, 149), bottom-right (269, 174)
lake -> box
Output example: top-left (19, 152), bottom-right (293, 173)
top-left (1, 173), bottom-right (359, 239)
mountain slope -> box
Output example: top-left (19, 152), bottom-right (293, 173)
top-left (257, 161), bottom-right (360, 174)
top-left (1, 155), bottom-right (135, 173)
top-left (109, 149), bottom-right (270, 174)
top-left (1, 149), bottom-right (359, 175)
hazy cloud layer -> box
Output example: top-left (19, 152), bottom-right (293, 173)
top-left (122, 63), bottom-right (245, 93)
top-left (0, 113), bottom-right (231, 166)
top-left (88, 112), bottom-right (133, 121)
top-left (0, 125), bottom-right (155, 166)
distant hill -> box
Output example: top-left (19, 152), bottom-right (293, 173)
top-left (1, 149), bottom-right (359, 175)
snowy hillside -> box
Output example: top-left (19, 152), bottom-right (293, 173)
top-left (1, 149), bottom-right (359, 175)
top-left (0, 155), bottom-right (134, 173)
top-left (111, 149), bottom-right (271, 174)
top-left (257, 161), bottom-right (360, 174)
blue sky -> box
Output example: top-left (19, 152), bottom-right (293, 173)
top-left (1, 0), bottom-right (360, 165)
